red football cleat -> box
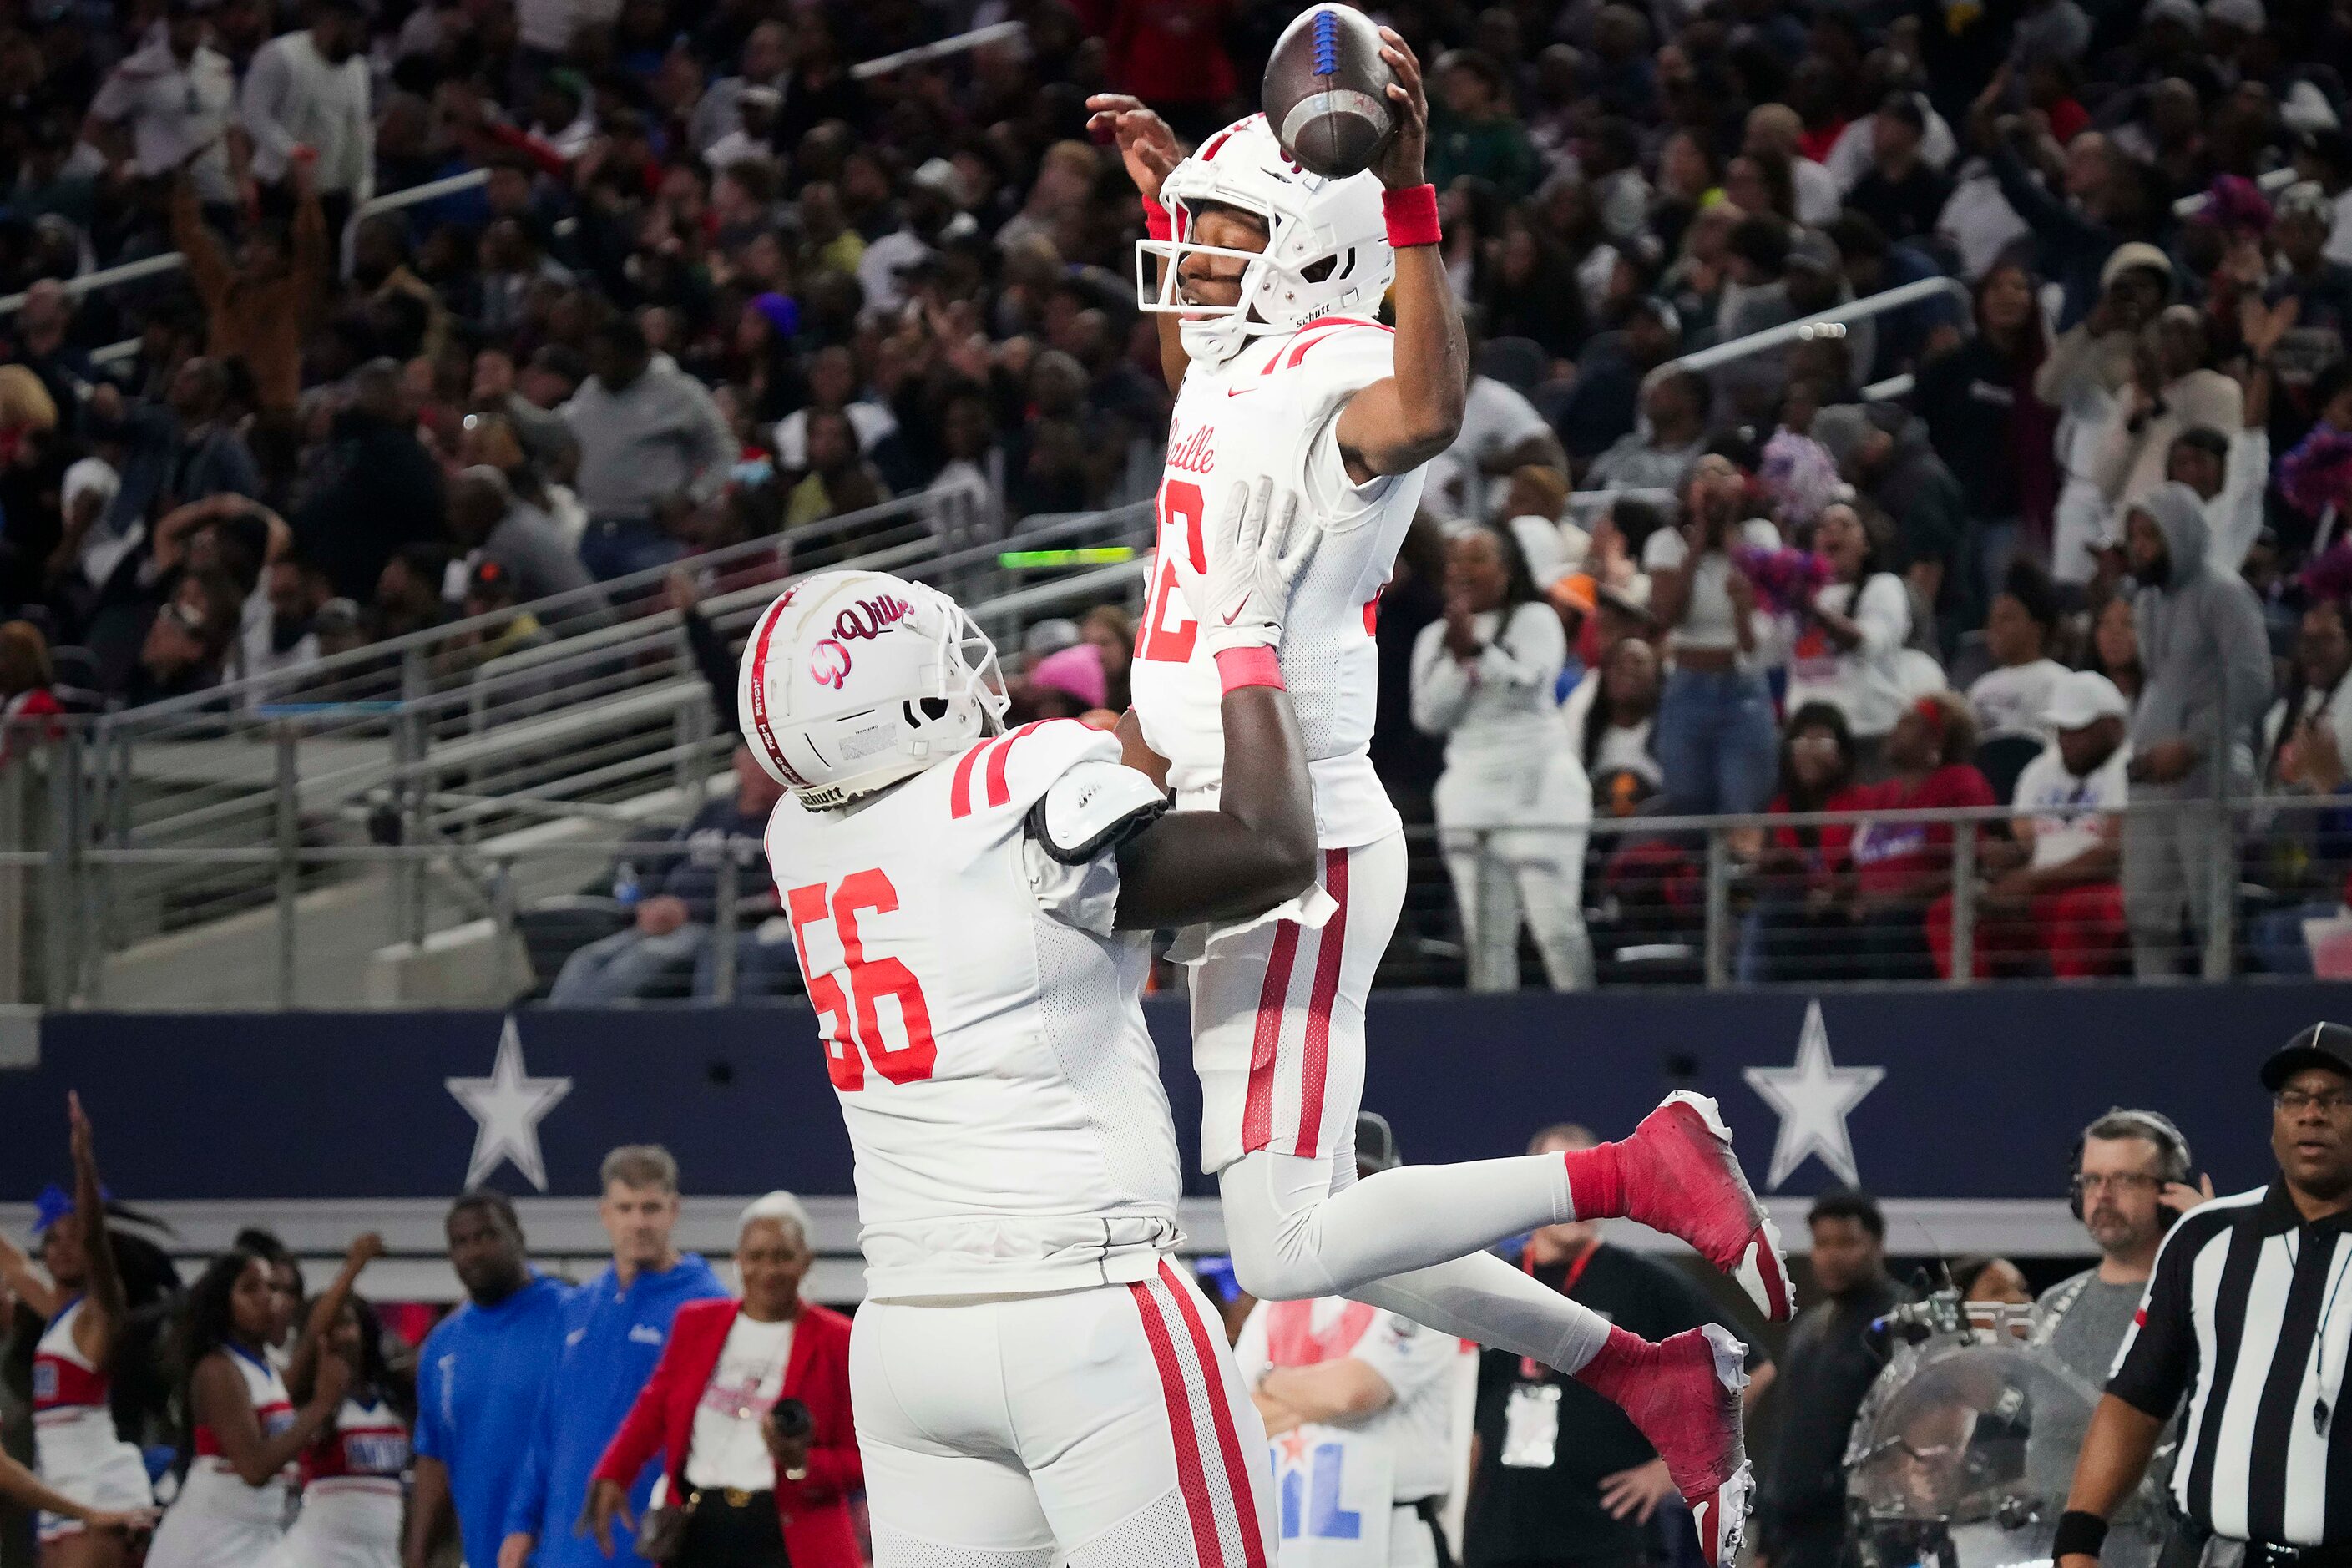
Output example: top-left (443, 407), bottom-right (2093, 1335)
top-left (1576, 1323), bottom-right (1753, 1568)
top-left (1619, 1091), bottom-right (1793, 1323)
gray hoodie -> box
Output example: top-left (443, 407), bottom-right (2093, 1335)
top-left (2128, 481), bottom-right (2271, 792)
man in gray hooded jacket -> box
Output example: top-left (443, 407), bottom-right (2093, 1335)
top-left (2119, 481), bottom-right (2271, 977)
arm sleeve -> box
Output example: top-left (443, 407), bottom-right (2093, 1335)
top-left (1854, 574), bottom-right (1912, 656)
top-left (1348, 1313), bottom-right (1459, 1405)
top-left (170, 179), bottom-right (231, 310)
top-left (500, 1378), bottom-right (556, 1539)
top-left (1988, 141), bottom-right (2092, 253)
top-left (682, 380), bottom-right (736, 506)
top-left (2211, 429), bottom-right (2270, 575)
top-left (1473, 601), bottom-right (1566, 695)
top-left (784, 1328), bottom-right (862, 1501)
top-left (588, 1343), bottom-right (673, 1491)
top-left (680, 604), bottom-right (740, 736)
top-left (2105, 1217), bottom-right (2204, 1416)
top-left (2216, 584), bottom-right (2275, 749)
top-left (238, 47), bottom-right (298, 166)
top-left (1409, 620), bottom-right (1475, 736)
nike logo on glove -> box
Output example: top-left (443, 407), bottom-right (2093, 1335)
top-left (1222, 600), bottom-right (1248, 625)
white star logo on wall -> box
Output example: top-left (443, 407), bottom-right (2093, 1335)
top-left (1743, 1000), bottom-right (1884, 1190)
top-left (446, 1016), bottom-right (572, 1191)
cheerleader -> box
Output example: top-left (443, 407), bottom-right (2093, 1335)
top-left (263, 1233), bottom-right (409, 1568)
top-left (145, 1249), bottom-right (348, 1568)
top-left (0, 1096), bottom-right (155, 1568)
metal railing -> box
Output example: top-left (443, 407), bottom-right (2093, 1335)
top-left (6, 761), bottom-right (2342, 1007)
top-left (1646, 276), bottom-right (1975, 390)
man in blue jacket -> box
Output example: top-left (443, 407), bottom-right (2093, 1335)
top-left (408, 1191), bottom-right (572, 1568)
top-left (498, 1146), bottom-right (726, 1567)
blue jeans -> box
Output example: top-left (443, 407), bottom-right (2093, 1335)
top-left (577, 517), bottom-right (683, 582)
top-left (1653, 667), bottom-right (1779, 817)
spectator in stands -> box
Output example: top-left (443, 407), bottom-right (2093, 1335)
top-left (1578, 636), bottom-right (1664, 815)
top-left (1559, 297), bottom-right (1683, 469)
top-left (83, 0), bottom-right (240, 215)
top-left (565, 316), bottom-right (734, 582)
top-left (169, 153), bottom-right (326, 420)
top-left (499, 1147), bottom-right (724, 1568)
top-left (1974, 670), bottom-right (2132, 979)
top-left (1847, 693), bottom-right (1997, 981)
top-left (119, 570), bottom-right (239, 706)
top-left (1744, 104), bottom-right (1840, 225)
top-left (239, 0), bottom-right (371, 230)
top-left (1465, 1122), bottom-right (1775, 1568)
top-left (549, 746), bottom-right (792, 1003)
top-left (2087, 592), bottom-right (2147, 707)
top-left (1812, 402), bottom-right (1966, 648)
top-left (1916, 263), bottom-right (2059, 603)
top-left (587, 1192), bottom-right (862, 1568)
top-left (2173, 297), bottom-right (2295, 577)
top-left (1737, 702), bottom-right (1868, 983)
top-left (1650, 454), bottom-right (1780, 817)
top-left (447, 467), bottom-right (596, 611)
top-left (1079, 604), bottom-right (1135, 714)
top-left (1849, 92), bottom-right (1952, 247)
top-left (1785, 503), bottom-right (1913, 767)
top-left (2248, 596), bottom-right (2352, 974)
top-left (2120, 483), bottom-right (2272, 977)
top-left (1982, 113), bottom-right (2161, 331)
top-left (408, 1192), bottom-right (569, 1568)
top-left (2083, 307), bottom-right (2246, 517)
top-left (1430, 51), bottom-right (1540, 201)
top-left (1952, 1256), bottom-right (2031, 1303)
top-left (784, 408), bottom-right (890, 529)
top-left (0, 620), bottom-right (63, 745)
top-left (1428, 326), bottom-right (1566, 522)
top-left (1585, 369), bottom-right (1711, 495)
top-left (293, 361), bottom-right (445, 603)
top-left (1757, 1189), bottom-right (1906, 1568)
top-left (1414, 523), bottom-right (1594, 991)
top-left (1969, 560), bottom-right (2068, 742)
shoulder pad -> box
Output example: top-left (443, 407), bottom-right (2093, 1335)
top-left (1028, 756), bottom-right (1170, 865)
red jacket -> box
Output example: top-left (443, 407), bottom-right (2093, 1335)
top-left (591, 1297), bottom-right (861, 1568)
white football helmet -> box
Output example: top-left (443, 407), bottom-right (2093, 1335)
top-left (1139, 114), bottom-right (1393, 365)
top-left (736, 570), bottom-right (1008, 810)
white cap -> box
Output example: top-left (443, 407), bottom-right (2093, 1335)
top-left (1507, 514), bottom-right (1575, 589)
top-left (2044, 670), bottom-right (2130, 731)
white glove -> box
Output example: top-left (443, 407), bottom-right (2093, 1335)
top-left (1173, 476), bottom-right (1318, 657)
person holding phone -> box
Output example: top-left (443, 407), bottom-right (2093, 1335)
top-left (586, 1193), bottom-right (859, 1568)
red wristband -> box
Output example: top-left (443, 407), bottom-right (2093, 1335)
top-left (1215, 646), bottom-right (1284, 692)
top-left (1382, 184), bottom-right (1441, 248)
top-left (1143, 196), bottom-right (1173, 242)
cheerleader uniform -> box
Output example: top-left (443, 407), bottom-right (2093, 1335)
top-left (146, 1345), bottom-right (296, 1568)
top-left (30, 1297), bottom-right (155, 1542)
top-left (262, 1393), bottom-right (407, 1568)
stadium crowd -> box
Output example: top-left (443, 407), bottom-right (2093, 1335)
top-left (1, 0), bottom-right (2351, 983)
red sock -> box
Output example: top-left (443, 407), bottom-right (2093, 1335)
top-left (1571, 1325), bottom-right (1652, 1398)
top-left (1560, 1140), bottom-right (1626, 1220)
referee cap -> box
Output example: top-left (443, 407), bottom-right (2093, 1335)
top-left (1357, 1112), bottom-right (1402, 1174)
top-left (2260, 1022), bottom-right (2352, 1090)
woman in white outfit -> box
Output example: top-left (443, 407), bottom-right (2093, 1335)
top-left (1412, 523), bottom-right (1596, 991)
top-left (263, 1232), bottom-right (407, 1568)
top-left (0, 1097), bottom-right (155, 1568)
top-left (1783, 502), bottom-right (1912, 770)
top-left (145, 1248), bottom-right (348, 1568)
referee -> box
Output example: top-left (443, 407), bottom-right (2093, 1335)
top-left (2057, 1023), bottom-right (2352, 1568)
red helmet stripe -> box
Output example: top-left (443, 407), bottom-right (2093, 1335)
top-left (745, 593), bottom-right (805, 787)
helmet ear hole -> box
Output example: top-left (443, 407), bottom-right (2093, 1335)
top-left (919, 697), bottom-right (952, 721)
top-left (1301, 255), bottom-right (1337, 282)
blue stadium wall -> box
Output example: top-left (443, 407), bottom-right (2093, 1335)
top-left (7, 984), bottom-right (2351, 1212)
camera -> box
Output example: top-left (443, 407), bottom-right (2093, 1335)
top-left (766, 1397), bottom-right (814, 1444)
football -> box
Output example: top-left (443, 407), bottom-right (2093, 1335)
top-left (1261, 3), bottom-right (1398, 180)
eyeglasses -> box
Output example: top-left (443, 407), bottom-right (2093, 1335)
top-left (2074, 1173), bottom-right (2164, 1197)
top-left (2277, 1088), bottom-right (2352, 1115)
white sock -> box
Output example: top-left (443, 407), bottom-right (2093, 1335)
top-left (1217, 1148), bottom-right (1572, 1302)
top-left (1348, 1252), bottom-right (1611, 1373)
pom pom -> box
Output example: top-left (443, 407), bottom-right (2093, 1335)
top-left (1732, 544), bottom-right (1834, 614)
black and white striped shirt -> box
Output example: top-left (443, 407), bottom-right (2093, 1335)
top-left (2109, 1181), bottom-right (2352, 1546)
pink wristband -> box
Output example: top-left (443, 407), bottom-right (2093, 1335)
top-left (1383, 185), bottom-right (1442, 248)
top-left (1215, 646), bottom-right (1284, 692)
top-left (1143, 197), bottom-right (1173, 242)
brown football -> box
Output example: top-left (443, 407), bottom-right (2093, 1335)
top-left (1261, 3), bottom-right (1398, 180)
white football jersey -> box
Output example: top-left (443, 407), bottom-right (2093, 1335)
top-left (761, 717), bottom-right (1185, 1301)
top-left (1232, 1294), bottom-right (1465, 1502)
top-left (1128, 317), bottom-right (1428, 850)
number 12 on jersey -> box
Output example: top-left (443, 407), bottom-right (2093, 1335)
top-left (786, 870), bottom-right (938, 1091)
top-left (1135, 478), bottom-right (1206, 664)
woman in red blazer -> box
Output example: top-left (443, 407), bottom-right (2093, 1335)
top-left (588, 1195), bottom-right (861, 1568)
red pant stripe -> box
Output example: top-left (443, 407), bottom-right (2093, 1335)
top-left (1159, 1261), bottom-right (1269, 1568)
top-left (1293, 847), bottom-right (1351, 1158)
top-left (1240, 921), bottom-right (1301, 1154)
top-left (1130, 1279), bottom-right (1227, 1568)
